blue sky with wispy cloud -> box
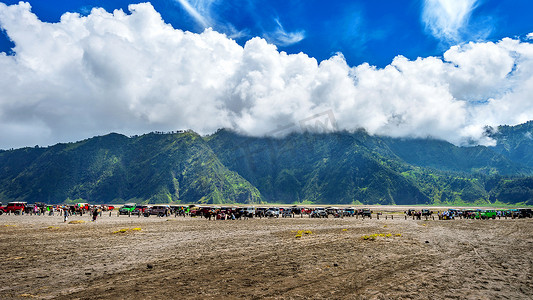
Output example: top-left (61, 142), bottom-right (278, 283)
top-left (2, 0), bottom-right (530, 66)
top-left (0, 0), bottom-right (533, 149)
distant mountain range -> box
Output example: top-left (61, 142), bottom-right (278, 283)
top-left (2, 121), bottom-right (533, 206)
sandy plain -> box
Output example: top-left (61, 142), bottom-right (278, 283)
top-left (0, 208), bottom-right (532, 299)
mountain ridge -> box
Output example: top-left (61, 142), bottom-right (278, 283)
top-left (1, 123), bottom-right (533, 205)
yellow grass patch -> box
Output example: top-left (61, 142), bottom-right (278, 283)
top-left (19, 293), bottom-right (37, 298)
top-left (113, 227), bottom-right (142, 234)
top-left (68, 220), bottom-right (85, 224)
top-left (362, 233), bottom-right (401, 241)
top-left (294, 230), bottom-right (312, 238)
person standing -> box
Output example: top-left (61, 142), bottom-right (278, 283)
top-left (92, 208), bottom-right (99, 222)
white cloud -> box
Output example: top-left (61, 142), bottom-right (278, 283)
top-left (174, 0), bottom-right (210, 28)
top-left (527, 32), bottom-right (533, 40)
top-left (263, 19), bottom-right (305, 47)
top-left (173, 0), bottom-right (248, 40)
top-left (0, 2), bottom-right (533, 149)
top-left (422, 0), bottom-right (478, 42)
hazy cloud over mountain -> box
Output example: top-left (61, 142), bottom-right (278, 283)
top-left (1, 2), bottom-right (533, 149)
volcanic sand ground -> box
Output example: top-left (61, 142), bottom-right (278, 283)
top-left (0, 208), bottom-right (532, 299)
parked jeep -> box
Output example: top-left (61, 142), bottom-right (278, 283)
top-left (146, 205), bottom-right (170, 217)
top-left (310, 208), bottom-right (328, 218)
top-left (511, 209), bottom-right (521, 218)
top-left (479, 210), bottom-right (497, 219)
top-left (343, 208), bottom-right (356, 217)
top-left (518, 209), bottom-right (532, 218)
top-left (281, 208), bottom-right (294, 218)
top-left (3, 202), bottom-right (27, 214)
top-left (361, 208), bottom-right (372, 218)
top-left (119, 203), bottom-right (137, 215)
top-left (242, 207), bottom-right (256, 218)
top-left (265, 207), bottom-right (280, 218)
top-left (132, 205), bottom-right (150, 215)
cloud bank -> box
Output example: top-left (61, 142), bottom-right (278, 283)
top-left (1, 2), bottom-right (533, 149)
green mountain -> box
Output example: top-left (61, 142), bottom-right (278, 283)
top-left (0, 131), bottom-right (261, 204)
top-left (379, 137), bottom-right (529, 175)
top-left (205, 127), bottom-right (533, 206)
top-left (1, 122), bottom-right (533, 205)
top-left (206, 130), bottom-right (429, 205)
top-left (489, 121), bottom-right (533, 169)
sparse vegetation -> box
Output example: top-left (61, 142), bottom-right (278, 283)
top-left (68, 220), bottom-right (85, 224)
top-left (112, 227), bottom-right (142, 234)
top-left (294, 230), bottom-right (313, 238)
top-left (361, 233), bottom-right (399, 241)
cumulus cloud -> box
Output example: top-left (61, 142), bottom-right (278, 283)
top-left (422, 0), bottom-right (478, 42)
top-left (0, 2), bottom-right (533, 149)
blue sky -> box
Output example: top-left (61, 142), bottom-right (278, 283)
top-left (1, 1), bottom-right (533, 149)
top-left (1, 0), bottom-right (532, 67)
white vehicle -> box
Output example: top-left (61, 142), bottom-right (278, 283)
top-left (265, 207), bottom-right (280, 218)
top-left (242, 207), bottom-right (256, 218)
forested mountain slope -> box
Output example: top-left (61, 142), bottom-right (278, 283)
top-left (0, 131), bottom-right (261, 204)
top-left (1, 122), bottom-right (533, 205)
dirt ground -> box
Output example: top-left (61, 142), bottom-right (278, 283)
top-left (1, 208), bottom-right (532, 299)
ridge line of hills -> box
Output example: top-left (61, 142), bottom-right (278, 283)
top-left (1, 121), bottom-right (533, 206)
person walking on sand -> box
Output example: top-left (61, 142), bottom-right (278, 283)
top-left (64, 208), bottom-right (69, 222)
top-left (92, 208), bottom-right (99, 222)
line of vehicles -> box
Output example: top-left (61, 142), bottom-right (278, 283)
top-left (439, 208), bottom-right (533, 220)
top-left (406, 208), bottom-right (533, 220)
top-left (186, 206), bottom-right (373, 219)
top-left (117, 204), bottom-right (371, 219)
top-left (1, 201), bottom-right (532, 220)
top-left (0, 202), bottom-right (114, 215)
top-left (118, 203), bottom-right (172, 217)
top-left (0, 201), bottom-right (371, 218)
